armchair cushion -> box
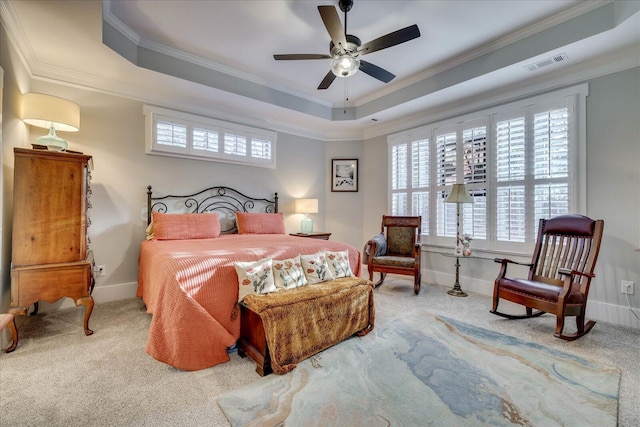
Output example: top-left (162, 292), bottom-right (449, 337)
top-left (499, 278), bottom-right (585, 305)
top-left (372, 255), bottom-right (416, 269)
top-left (387, 227), bottom-right (417, 255)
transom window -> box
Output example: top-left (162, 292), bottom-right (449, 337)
top-left (144, 105), bottom-right (276, 168)
top-left (388, 85), bottom-right (587, 253)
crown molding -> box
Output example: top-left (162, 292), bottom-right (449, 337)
top-left (101, 0), bottom-right (332, 110)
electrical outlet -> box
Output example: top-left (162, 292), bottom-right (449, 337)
top-left (95, 265), bottom-right (106, 277)
top-left (621, 280), bottom-right (634, 295)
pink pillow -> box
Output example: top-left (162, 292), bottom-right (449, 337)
top-left (152, 212), bottom-right (221, 240)
top-left (236, 212), bottom-right (285, 234)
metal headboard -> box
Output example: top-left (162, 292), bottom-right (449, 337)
top-left (147, 185), bottom-right (279, 234)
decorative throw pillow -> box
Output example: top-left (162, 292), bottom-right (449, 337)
top-left (325, 250), bottom-right (353, 278)
top-left (272, 255), bottom-right (307, 290)
top-left (235, 212), bottom-right (286, 234)
top-left (152, 211), bottom-right (221, 240)
top-left (300, 252), bottom-right (335, 285)
top-left (234, 258), bottom-right (277, 302)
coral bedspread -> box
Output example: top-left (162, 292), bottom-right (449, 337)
top-left (137, 234), bottom-right (361, 371)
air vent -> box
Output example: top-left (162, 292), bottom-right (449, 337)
top-left (524, 53), bottom-right (568, 72)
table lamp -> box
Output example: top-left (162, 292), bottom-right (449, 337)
top-left (21, 93), bottom-right (80, 151)
top-left (295, 199), bottom-right (318, 234)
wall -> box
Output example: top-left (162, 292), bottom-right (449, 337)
top-left (358, 66), bottom-right (640, 329)
top-left (325, 140), bottom-right (365, 253)
top-left (585, 67), bottom-right (640, 326)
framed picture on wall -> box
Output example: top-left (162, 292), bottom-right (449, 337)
top-left (331, 159), bottom-right (358, 192)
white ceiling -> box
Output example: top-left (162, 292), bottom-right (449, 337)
top-left (2, 0), bottom-right (639, 140)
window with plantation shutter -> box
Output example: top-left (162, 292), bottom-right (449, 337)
top-left (388, 85), bottom-right (586, 252)
top-left (389, 136), bottom-right (430, 232)
top-left (144, 105), bottom-right (277, 168)
top-left (224, 133), bottom-right (247, 157)
top-left (436, 132), bottom-right (457, 187)
top-left (155, 118), bottom-right (187, 149)
top-left (251, 138), bottom-right (273, 161)
top-left (192, 127), bottom-right (218, 153)
top-left (390, 143), bottom-right (408, 216)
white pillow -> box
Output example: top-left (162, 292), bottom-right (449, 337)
top-left (325, 250), bottom-right (354, 278)
top-left (300, 252), bottom-right (335, 285)
top-left (234, 258), bottom-right (277, 302)
top-left (272, 255), bottom-right (308, 290)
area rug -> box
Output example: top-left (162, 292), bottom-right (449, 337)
top-left (217, 311), bottom-right (620, 426)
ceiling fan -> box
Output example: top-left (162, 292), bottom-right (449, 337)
top-left (273, 0), bottom-right (420, 90)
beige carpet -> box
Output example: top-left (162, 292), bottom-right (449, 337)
top-left (1, 277), bottom-right (638, 426)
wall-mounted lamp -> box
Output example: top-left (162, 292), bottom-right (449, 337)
top-left (294, 198), bottom-right (319, 234)
top-left (21, 93), bottom-right (80, 151)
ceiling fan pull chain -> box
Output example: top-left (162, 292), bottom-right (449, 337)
top-left (344, 79), bottom-right (349, 114)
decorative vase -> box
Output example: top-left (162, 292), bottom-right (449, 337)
top-left (454, 246), bottom-right (463, 256)
top-left (463, 244), bottom-right (471, 257)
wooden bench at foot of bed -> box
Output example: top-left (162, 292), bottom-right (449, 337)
top-left (237, 276), bottom-right (375, 376)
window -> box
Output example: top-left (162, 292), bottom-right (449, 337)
top-left (388, 85), bottom-right (586, 253)
top-left (144, 105), bottom-right (277, 168)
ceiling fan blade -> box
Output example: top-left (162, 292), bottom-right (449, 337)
top-left (318, 5), bottom-right (347, 50)
top-left (317, 70), bottom-right (337, 90)
top-left (359, 60), bottom-right (395, 83)
top-left (357, 24), bottom-right (420, 56)
top-left (274, 54), bottom-right (332, 60)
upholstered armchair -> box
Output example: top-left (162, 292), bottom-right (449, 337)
top-left (364, 215), bottom-right (422, 294)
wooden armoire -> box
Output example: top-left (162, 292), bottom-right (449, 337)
top-left (7, 148), bottom-right (95, 351)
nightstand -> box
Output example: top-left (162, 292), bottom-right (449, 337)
top-left (289, 232), bottom-right (332, 240)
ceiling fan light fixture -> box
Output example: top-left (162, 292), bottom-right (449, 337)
top-left (331, 56), bottom-right (360, 77)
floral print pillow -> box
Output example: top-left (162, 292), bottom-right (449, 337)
top-left (300, 252), bottom-right (335, 285)
top-left (272, 255), bottom-right (308, 290)
top-left (325, 250), bottom-right (353, 278)
top-left (234, 257), bottom-right (277, 302)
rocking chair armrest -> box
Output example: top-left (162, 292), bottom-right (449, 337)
top-left (557, 267), bottom-right (595, 279)
top-left (494, 258), bottom-right (533, 267)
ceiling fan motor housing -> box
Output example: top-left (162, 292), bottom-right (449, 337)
top-left (330, 34), bottom-right (362, 57)
top-left (339, 0), bottom-right (354, 13)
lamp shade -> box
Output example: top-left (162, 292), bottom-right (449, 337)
top-left (21, 93), bottom-right (80, 132)
top-left (295, 199), bottom-right (319, 214)
top-left (445, 184), bottom-right (473, 204)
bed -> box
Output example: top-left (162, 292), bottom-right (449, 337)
top-left (137, 186), bottom-right (365, 371)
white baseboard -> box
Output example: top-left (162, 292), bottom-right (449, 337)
top-left (34, 282), bottom-right (139, 313)
top-left (92, 281), bottom-right (139, 303)
top-left (587, 300), bottom-right (640, 330)
top-left (423, 269), bottom-right (640, 330)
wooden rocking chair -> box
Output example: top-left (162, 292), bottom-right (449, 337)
top-left (364, 215), bottom-right (422, 294)
top-left (491, 214), bottom-right (604, 341)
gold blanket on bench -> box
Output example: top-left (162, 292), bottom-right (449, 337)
top-left (242, 277), bottom-right (375, 374)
